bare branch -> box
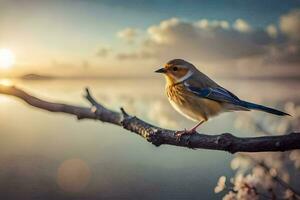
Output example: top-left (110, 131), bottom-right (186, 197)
top-left (0, 85), bottom-right (299, 154)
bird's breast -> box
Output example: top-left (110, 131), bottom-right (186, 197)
top-left (166, 84), bottom-right (223, 121)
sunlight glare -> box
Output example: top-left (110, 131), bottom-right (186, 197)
top-left (0, 78), bottom-right (14, 103)
top-left (0, 78), bottom-right (13, 86)
top-left (0, 48), bottom-right (15, 69)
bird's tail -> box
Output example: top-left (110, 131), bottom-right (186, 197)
top-left (240, 100), bottom-right (290, 116)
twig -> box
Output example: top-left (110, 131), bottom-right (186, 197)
top-left (259, 162), bottom-right (300, 199)
top-left (239, 154), bottom-right (300, 199)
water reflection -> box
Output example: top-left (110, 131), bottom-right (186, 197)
top-left (57, 159), bottom-right (91, 193)
top-left (0, 78), bottom-right (298, 199)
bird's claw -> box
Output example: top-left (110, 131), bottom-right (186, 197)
top-left (175, 129), bottom-right (186, 141)
top-left (175, 129), bottom-right (197, 141)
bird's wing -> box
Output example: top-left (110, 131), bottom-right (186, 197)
top-left (184, 83), bottom-right (241, 104)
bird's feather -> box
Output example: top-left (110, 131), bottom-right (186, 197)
top-left (184, 83), bottom-right (289, 116)
top-left (185, 83), bottom-right (241, 105)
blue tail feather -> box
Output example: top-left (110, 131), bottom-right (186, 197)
top-left (240, 100), bottom-right (290, 116)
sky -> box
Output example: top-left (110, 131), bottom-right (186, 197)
top-left (0, 0), bottom-right (300, 77)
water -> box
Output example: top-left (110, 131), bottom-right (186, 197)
top-left (0, 78), bottom-right (299, 199)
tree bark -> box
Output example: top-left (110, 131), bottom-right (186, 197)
top-left (0, 85), bottom-right (299, 154)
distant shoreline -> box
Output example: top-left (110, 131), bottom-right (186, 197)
top-left (1, 73), bottom-right (300, 81)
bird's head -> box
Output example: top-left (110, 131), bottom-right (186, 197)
top-left (155, 59), bottom-right (196, 84)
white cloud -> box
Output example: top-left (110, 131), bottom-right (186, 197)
top-left (233, 19), bottom-right (252, 33)
top-left (280, 9), bottom-right (300, 40)
top-left (114, 10), bottom-right (300, 73)
top-left (117, 18), bottom-right (269, 62)
top-left (264, 43), bottom-right (300, 64)
top-left (117, 28), bottom-right (138, 43)
top-left (147, 17), bottom-right (190, 44)
top-left (96, 46), bottom-right (111, 57)
top-left (116, 50), bottom-right (155, 60)
top-left (195, 19), bottom-right (230, 30)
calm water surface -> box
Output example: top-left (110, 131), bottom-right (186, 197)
top-left (0, 78), bottom-right (299, 200)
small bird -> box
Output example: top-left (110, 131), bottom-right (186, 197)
top-left (155, 59), bottom-right (290, 137)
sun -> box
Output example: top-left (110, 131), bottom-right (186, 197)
top-left (0, 48), bottom-right (15, 69)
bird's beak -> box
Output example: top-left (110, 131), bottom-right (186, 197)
top-left (155, 67), bottom-right (166, 74)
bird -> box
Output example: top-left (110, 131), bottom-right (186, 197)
top-left (155, 59), bottom-right (290, 137)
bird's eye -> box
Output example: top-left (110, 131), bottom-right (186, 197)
top-left (173, 67), bottom-right (178, 71)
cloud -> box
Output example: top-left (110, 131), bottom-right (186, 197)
top-left (114, 9), bottom-right (300, 74)
top-left (146, 18), bottom-right (201, 45)
top-left (233, 19), bottom-right (252, 33)
top-left (263, 9), bottom-right (300, 64)
top-left (116, 50), bottom-right (155, 60)
top-left (117, 27), bottom-right (138, 43)
top-left (195, 19), bottom-right (230, 30)
top-left (116, 18), bottom-right (271, 62)
top-left (264, 43), bottom-right (300, 64)
top-left (96, 46), bottom-right (111, 57)
top-left (280, 9), bottom-right (300, 40)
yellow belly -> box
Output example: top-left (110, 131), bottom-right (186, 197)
top-left (166, 84), bottom-right (223, 122)
top-left (168, 97), bottom-right (223, 121)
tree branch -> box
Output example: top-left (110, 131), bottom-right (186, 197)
top-left (0, 85), bottom-right (299, 154)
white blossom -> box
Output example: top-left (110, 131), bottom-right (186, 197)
top-left (219, 102), bottom-right (299, 200)
top-left (284, 189), bottom-right (294, 199)
top-left (290, 150), bottom-right (300, 169)
top-left (214, 176), bottom-right (226, 193)
top-left (222, 191), bottom-right (236, 200)
top-left (230, 156), bottom-right (251, 171)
